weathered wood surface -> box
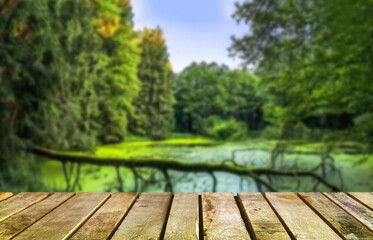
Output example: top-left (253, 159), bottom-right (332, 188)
top-left (202, 192), bottom-right (250, 240)
top-left (164, 192), bottom-right (199, 240)
top-left (0, 193), bottom-right (13, 202)
top-left (0, 192), bottom-right (49, 223)
top-left (348, 192), bottom-right (373, 211)
top-left (237, 192), bottom-right (290, 240)
top-left (324, 192), bottom-right (373, 232)
top-left (71, 192), bottom-right (138, 240)
top-left (299, 192), bottom-right (373, 240)
top-left (0, 192), bottom-right (75, 240)
top-left (265, 192), bottom-right (342, 239)
top-left (111, 192), bottom-right (172, 240)
top-left (1, 192), bottom-right (373, 239)
top-left (14, 192), bottom-right (110, 240)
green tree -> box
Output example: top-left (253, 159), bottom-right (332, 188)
top-left (231, 0), bottom-right (373, 139)
top-left (0, 0), bottom-right (106, 152)
top-left (174, 62), bottom-right (262, 137)
top-left (0, 0), bottom-right (142, 191)
top-left (130, 27), bottom-right (174, 140)
top-left (94, 0), bottom-right (141, 143)
top-left (0, 0), bottom-right (106, 191)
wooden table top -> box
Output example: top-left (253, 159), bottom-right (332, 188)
top-left (0, 192), bottom-right (372, 239)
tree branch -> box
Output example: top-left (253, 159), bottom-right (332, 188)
top-left (30, 146), bottom-right (340, 191)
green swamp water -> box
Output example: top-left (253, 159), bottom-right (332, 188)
top-left (39, 138), bottom-right (373, 193)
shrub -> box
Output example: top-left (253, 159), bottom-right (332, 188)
top-left (201, 116), bottom-right (247, 140)
top-left (261, 122), bottom-right (311, 139)
top-left (354, 113), bottom-right (373, 140)
top-left (261, 126), bottom-right (282, 139)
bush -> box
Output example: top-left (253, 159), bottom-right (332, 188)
top-left (261, 122), bottom-right (311, 139)
top-left (261, 126), bottom-right (282, 139)
top-left (201, 116), bottom-right (247, 140)
top-left (354, 113), bottom-right (373, 140)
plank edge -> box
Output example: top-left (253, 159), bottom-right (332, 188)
top-left (297, 193), bottom-right (345, 239)
top-left (62, 193), bottom-right (111, 240)
top-left (347, 192), bottom-right (373, 211)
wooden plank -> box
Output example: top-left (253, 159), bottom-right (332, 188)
top-left (237, 192), bottom-right (290, 240)
top-left (14, 192), bottom-right (110, 240)
top-left (348, 192), bottom-right (373, 211)
top-left (164, 192), bottom-right (199, 240)
top-left (265, 192), bottom-right (342, 239)
top-left (111, 192), bottom-right (172, 240)
top-left (71, 192), bottom-right (138, 240)
top-left (0, 192), bottom-right (49, 222)
top-left (299, 192), bottom-right (373, 240)
top-left (0, 193), bottom-right (13, 202)
top-left (0, 192), bottom-right (75, 240)
top-left (202, 192), bottom-right (250, 240)
top-left (324, 192), bottom-right (373, 232)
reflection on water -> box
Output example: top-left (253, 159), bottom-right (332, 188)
top-left (40, 140), bottom-right (373, 193)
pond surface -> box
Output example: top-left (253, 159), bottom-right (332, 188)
top-left (40, 138), bottom-right (373, 193)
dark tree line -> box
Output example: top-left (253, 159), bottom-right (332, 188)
top-left (174, 62), bottom-right (264, 140)
top-left (231, 0), bottom-right (373, 140)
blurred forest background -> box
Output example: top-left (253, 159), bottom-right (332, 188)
top-left (0, 0), bottom-right (372, 193)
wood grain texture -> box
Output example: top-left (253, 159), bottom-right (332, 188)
top-left (299, 192), bottom-right (373, 240)
top-left (71, 192), bottom-right (138, 240)
top-left (202, 192), bottom-right (251, 240)
top-left (164, 192), bottom-right (199, 240)
top-left (111, 192), bottom-right (172, 240)
top-left (237, 192), bottom-right (290, 240)
top-left (14, 192), bottom-right (110, 240)
top-left (324, 192), bottom-right (373, 232)
top-left (0, 192), bottom-right (75, 240)
top-left (348, 192), bottom-right (373, 211)
top-left (0, 192), bottom-right (49, 223)
top-left (0, 193), bottom-right (13, 202)
top-left (265, 192), bottom-right (342, 240)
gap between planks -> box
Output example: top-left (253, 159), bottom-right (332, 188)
top-left (70, 192), bottom-right (138, 240)
top-left (13, 192), bottom-right (111, 240)
top-left (0, 193), bottom-right (75, 240)
top-left (299, 192), bottom-right (373, 239)
top-left (2, 192), bottom-right (373, 240)
top-left (0, 192), bottom-right (50, 223)
top-left (0, 193), bottom-right (13, 202)
top-left (324, 192), bottom-right (373, 232)
top-left (348, 192), bottom-right (373, 211)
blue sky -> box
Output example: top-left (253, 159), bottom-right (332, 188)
top-left (131, 0), bottom-right (247, 72)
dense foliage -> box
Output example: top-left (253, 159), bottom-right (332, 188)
top-left (0, 0), bottom-right (142, 190)
top-left (174, 62), bottom-right (263, 139)
top-left (1, 0), bottom-right (372, 192)
top-left (130, 27), bottom-right (174, 140)
top-left (231, 0), bottom-right (373, 140)
top-left (94, 0), bottom-right (141, 144)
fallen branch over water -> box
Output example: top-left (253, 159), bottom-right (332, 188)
top-left (29, 146), bottom-right (340, 192)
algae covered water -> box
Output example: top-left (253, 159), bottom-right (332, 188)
top-left (39, 138), bottom-right (373, 193)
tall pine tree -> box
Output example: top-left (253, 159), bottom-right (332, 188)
top-left (94, 0), bottom-right (141, 143)
top-left (130, 27), bottom-right (174, 140)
